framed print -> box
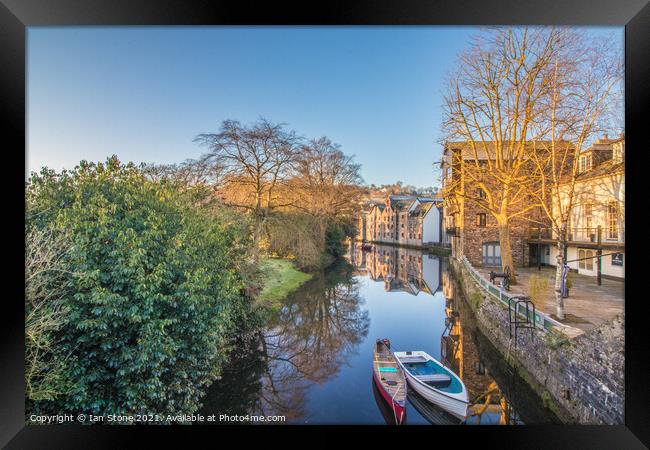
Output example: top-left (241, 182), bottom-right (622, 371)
top-left (2, 0), bottom-right (648, 447)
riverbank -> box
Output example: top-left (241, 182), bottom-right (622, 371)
top-left (450, 258), bottom-right (624, 424)
top-left (259, 258), bottom-right (312, 308)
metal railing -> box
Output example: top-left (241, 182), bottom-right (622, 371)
top-left (528, 226), bottom-right (624, 244)
top-left (460, 256), bottom-right (565, 333)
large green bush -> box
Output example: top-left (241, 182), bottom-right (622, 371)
top-left (26, 157), bottom-right (257, 416)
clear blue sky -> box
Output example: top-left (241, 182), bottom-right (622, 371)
top-left (27, 26), bottom-right (622, 188)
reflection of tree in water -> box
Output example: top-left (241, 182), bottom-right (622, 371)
top-left (199, 336), bottom-right (266, 418)
top-left (203, 261), bottom-right (369, 421)
top-left (256, 261), bottom-right (369, 419)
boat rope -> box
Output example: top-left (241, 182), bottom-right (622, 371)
top-left (390, 381), bottom-right (403, 424)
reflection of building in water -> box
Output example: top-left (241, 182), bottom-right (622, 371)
top-left (351, 243), bottom-right (442, 295)
top-left (441, 271), bottom-right (521, 425)
top-left (349, 242), bottom-right (367, 276)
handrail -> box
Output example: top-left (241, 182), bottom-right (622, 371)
top-left (528, 226), bottom-right (625, 243)
top-left (459, 256), bottom-right (565, 333)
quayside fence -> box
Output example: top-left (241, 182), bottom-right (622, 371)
top-left (460, 256), bottom-right (565, 333)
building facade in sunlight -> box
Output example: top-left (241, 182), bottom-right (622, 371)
top-left (536, 135), bottom-right (625, 280)
top-left (356, 195), bottom-right (443, 248)
top-left (440, 142), bottom-right (547, 268)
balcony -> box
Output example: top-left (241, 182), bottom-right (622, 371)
top-left (445, 225), bottom-right (458, 236)
top-left (528, 226), bottom-right (625, 249)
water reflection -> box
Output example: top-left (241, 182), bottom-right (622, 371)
top-left (353, 243), bottom-right (557, 425)
top-left (201, 261), bottom-right (369, 421)
top-left (371, 379), bottom-right (399, 425)
top-left (351, 243), bottom-right (442, 295)
top-left (440, 270), bottom-right (522, 425)
top-left (201, 244), bottom-right (559, 425)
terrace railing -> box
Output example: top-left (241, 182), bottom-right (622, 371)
top-left (460, 256), bottom-right (565, 333)
top-left (528, 226), bottom-right (625, 244)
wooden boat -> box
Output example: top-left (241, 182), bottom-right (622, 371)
top-left (371, 378), bottom-right (399, 425)
top-left (372, 339), bottom-right (407, 424)
top-left (395, 350), bottom-right (469, 421)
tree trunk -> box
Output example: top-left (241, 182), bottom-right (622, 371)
top-left (554, 224), bottom-right (567, 320)
top-left (497, 219), bottom-right (516, 284)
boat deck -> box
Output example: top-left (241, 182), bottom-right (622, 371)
top-left (374, 345), bottom-right (406, 403)
top-left (400, 358), bottom-right (464, 395)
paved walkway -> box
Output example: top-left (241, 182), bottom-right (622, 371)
top-left (477, 266), bottom-right (624, 333)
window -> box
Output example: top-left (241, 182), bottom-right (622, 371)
top-left (579, 154), bottom-right (592, 172)
top-left (476, 213), bottom-right (487, 227)
top-left (476, 187), bottom-right (486, 198)
top-left (482, 242), bottom-right (501, 266)
top-left (578, 249), bottom-right (585, 269)
top-left (584, 204), bottom-right (593, 230)
top-left (607, 202), bottom-right (619, 240)
top-left (579, 249), bottom-right (594, 271)
top-left (613, 142), bottom-right (624, 163)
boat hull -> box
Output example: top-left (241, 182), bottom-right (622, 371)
top-left (403, 371), bottom-right (468, 421)
top-left (395, 351), bottom-right (469, 421)
top-left (372, 370), bottom-right (406, 424)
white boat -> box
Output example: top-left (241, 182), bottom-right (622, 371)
top-left (394, 350), bottom-right (469, 421)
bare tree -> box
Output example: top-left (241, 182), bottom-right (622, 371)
top-left (194, 118), bottom-right (301, 250)
top-left (443, 27), bottom-right (623, 315)
top-left (526, 30), bottom-right (623, 318)
top-left (290, 137), bottom-right (364, 219)
top-left (25, 226), bottom-right (76, 403)
top-left (143, 157), bottom-right (224, 187)
top-left (442, 27), bottom-right (563, 280)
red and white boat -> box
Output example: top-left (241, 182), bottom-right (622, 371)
top-left (372, 338), bottom-right (407, 424)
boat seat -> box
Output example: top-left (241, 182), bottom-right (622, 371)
top-left (399, 356), bottom-right (428, 363)
top-left (416, 374), bottom-right (452, 384)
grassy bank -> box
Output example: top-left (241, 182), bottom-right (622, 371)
top-left (259, 258), bottom-right (312, 307)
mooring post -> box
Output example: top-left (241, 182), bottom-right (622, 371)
top-left (597, 225), bottom-right (602, 286)
top-left (537, 226), bottom-right (542, 271)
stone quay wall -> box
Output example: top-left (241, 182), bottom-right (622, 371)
top-left (451, 258), bottom-right (624, 424)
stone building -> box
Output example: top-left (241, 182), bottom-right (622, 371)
top-left (357, 195), bottom-right (443, 248)
top-left (441, 141), bottom-right (553, 268)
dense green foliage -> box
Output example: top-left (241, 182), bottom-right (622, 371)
top-left (324, 222), bottom-right (349, 260)
top-left (26, 157), bottom-right (259, 416)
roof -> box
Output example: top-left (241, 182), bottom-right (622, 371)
top-left (390, 196), bottom-right (417, 211)
top-left (442, 140), bottom-right (573, 163)
top-left (574, 160), bottom-right (624, 182)
top-left (410, 202), bottom-right (435, 216)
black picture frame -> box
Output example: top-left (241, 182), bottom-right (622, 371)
top-left (2, 0), bottom-right (648, 447)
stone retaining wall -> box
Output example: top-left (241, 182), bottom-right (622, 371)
top-left (452, 258), bottom-right (624, 424)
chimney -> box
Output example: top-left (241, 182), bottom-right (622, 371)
top-left (603, 134), bottom-right (609, 141)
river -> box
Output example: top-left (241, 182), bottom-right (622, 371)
top-left (199, 243), bottom-right (560, 425)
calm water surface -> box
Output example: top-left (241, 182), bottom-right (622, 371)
top-left (200, 243), bottom-right (560, 425)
